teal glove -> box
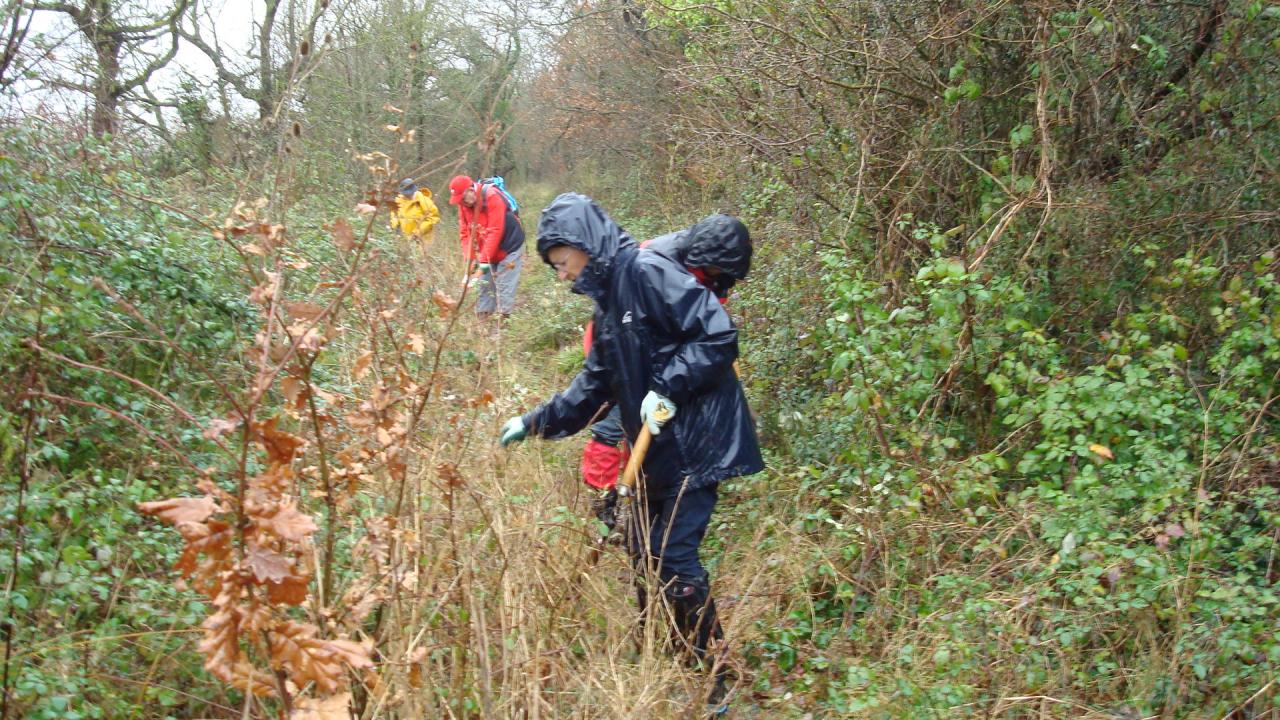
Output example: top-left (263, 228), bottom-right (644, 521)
top-left (639, 391), bottom-right (677, 435)
top-left (499, 416), bottom-right (527, 446)
top-left (477, 262), bottom-right (493, 279)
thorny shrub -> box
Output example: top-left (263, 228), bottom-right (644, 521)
top-left (134, 202), bottom-right (381, 713)
top-left (1, 127), bottom-right (254, 718)
top-left (132, 114), bottom-right (516, 716)
top-left (740, 237), bottom-right (1278, 715)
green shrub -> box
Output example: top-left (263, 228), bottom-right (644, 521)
top-left (0, 123), bottom-right (251, 716)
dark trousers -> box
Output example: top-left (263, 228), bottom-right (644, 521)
top-left (627, 482), bottom-right (724, 669)
top-left (629, 482), bottom-right (716, 583)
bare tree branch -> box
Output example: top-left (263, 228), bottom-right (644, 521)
top-left (116, 19), bottom-right (183, 94)
top-left (177, 0), bottom-right (259, 103)
top-left (0, 0), bottom-right (36, 86)
top-left (29, 0), bottom-right (192, 134)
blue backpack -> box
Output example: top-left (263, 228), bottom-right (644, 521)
top-left (478, 176), bottom-right (519, 216)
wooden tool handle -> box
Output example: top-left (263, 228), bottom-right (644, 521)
top-left (617, 406), bottom-right (672, 497)
top-left (618, 426), bottom-right (653, 497)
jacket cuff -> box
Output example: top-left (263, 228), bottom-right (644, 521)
top-left (520, 409), bottom-right (541, 437)
top-left (651, 375), bottom-right (684, 405)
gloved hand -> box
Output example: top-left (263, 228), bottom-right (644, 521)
top-left (499, 416), bottom-right (527, 446)
top-left (477, 262), bottom-right (493, 279)
top-left (639, 391), bottom-right (677, 435)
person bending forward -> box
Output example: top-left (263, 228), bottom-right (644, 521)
top-left (499, 193), bottom-right (763, 711)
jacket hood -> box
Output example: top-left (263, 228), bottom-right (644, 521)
top-left (536, 193), bottom-right (635, 298)
top-left (684, 214), bottom-right (752, 281)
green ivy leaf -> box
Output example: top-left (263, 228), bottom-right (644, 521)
top-left (1009, 124), bottom-right (1034, 149)
top-left (61, 545), bottom-right (92, 566)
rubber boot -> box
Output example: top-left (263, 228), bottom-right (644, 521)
top-left (667, 577), bottom-right (730, 715)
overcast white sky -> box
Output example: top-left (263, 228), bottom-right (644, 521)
top-left (10, 0), bottom-right (258, 122)
top-left (6, 0), bottom-right (564, 127)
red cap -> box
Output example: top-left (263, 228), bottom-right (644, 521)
top-left (448, 175), bottom-right (473, 205)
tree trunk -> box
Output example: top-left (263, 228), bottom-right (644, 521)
top-left (257, 0), bottom-right (281, 122)
top-left (91, 35), bottom-right (121, 136)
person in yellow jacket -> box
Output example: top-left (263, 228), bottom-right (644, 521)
top-left (390, 178), bottom-right (440, 249)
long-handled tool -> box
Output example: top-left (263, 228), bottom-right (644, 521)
top-left (613, 405), bottom-right (673, 548)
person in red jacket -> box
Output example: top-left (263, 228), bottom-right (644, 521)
top-left (580, 214), bottom-right (753, 536)
top-left (448, 175), bottom-right (526, 323)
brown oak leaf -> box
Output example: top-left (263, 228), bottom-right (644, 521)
top-left (270, 621), bottom-right (373, 694)
top-left (200, 608), bottom-right (267, 694)
top-left (352, 351), bottom-right (374, 380)
top-left (284, 301), bottom-right (326, 322)
top-left (249, 271), bottom-right (281, 306)
top-left (291, 692), bottom-right (352, 720)
top-left (175, 519), bottom-right (234, 590)
top-left (139, 496), bottom-right (221, 525)
top-left (267, 573), bottom-right (311, 606)
top-left (437, 463), bottom-right (464, 488)
top-left (258, 418), bottom-right (306, 466)
top-left (466, 390), bottom-right (495, 408)
top-left (431, 289), bottom-right (458, 315)
top-left (331, 218), bottom-right (355, 252)
top-left (405, 333), bottom-right (426, 354)
top-left (245, 547), bottom-right (292, 584)
top-left (203, 417), bottom-right (241, 440)
top-left (281, 376), bottom-right (308, 410)
top-left (259, 503), bottom-right (318, 542)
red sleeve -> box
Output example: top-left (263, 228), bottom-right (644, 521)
top-left (582, 320), bottom-right (595, 355)
top-left (477, 187), bottom-right (507, 263)
top-left (580, 439), bottom-right (626, 490)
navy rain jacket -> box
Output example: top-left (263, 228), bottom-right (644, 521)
top-left (646, 214), bottom-right (753, 297)
top-left (522, 194), bottom-right (764, 496)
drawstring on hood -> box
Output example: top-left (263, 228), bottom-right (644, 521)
top-left (536, 193), bottom-right (636, 300)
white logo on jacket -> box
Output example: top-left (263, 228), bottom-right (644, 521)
top-left (621, 311), bottom-right (633, 324)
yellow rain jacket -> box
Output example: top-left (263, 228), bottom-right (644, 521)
top-left (390, 189), bottom-right (441, 242)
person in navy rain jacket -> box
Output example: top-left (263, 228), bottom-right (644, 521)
top-left (498, 193), bottom-right (763, 711)
top-left (580, 214), bottom-right (755, 535)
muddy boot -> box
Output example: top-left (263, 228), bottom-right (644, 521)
top-left (668, 577), bottom-right (730, 715)
top-left (705, 675), bottom-right (729, 717)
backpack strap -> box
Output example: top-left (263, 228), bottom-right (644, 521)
top-left (478, 176), bottom-right (518, 216)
